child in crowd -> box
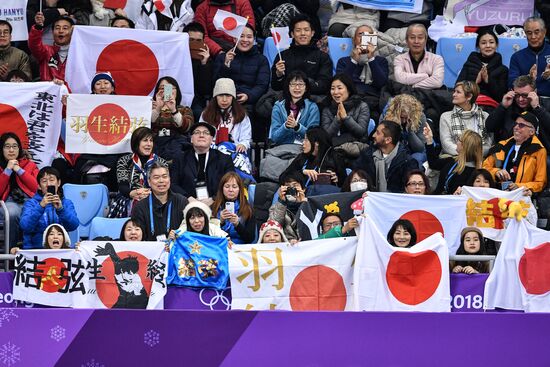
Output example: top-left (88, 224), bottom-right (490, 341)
top-left (451, 227), bottom-right (489, 273)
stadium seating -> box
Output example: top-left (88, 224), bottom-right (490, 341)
top-left (89, 217), bottom-right (130, 241)
top-left (63, 183), bottom-right (109, 239)
top-left (436, 36), bottom-right (477, 88)
top-left (327, 36), bottom-right (353, 74)
top-left (497, 37), bottom-right (528, 67)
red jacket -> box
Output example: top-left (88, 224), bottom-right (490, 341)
top-left (28, 25), bottom-right (67, 81)
top-left (195, 0), bottom-right (255, 56)
top-left (0, 159), bottom-right (39, 201)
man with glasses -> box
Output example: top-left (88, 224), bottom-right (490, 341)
top-left (0, 20), bottom-right (31, 80)
top-left (509, 17), bottom-right (550, 99)
top-left (486, 75), bottom-right (550, 151)
top-left (316, 212), bottom-right (359, 239)
top-left (483, 111), bottom-right (547, 194)
top-left (170, 122), bottom-right (234, 206)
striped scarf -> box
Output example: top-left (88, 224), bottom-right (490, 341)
top-left (449, 104), bottom-right (487, 143)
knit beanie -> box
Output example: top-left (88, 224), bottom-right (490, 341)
top-left (212, 78), bottom-right (236, 98)
top-left (257, 219), bottom-right (288, 243)
top-left (91, 72), bottom-right (115, 92)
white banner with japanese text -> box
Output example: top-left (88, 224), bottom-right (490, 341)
top-left (65, 94), bottom-right (151, 154)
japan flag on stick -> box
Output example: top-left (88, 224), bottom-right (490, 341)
top-left (213, 9), bottom-right (248, 39)
top-left (270, 26), bottom-right (291, 50)
top-left (65, 26), bottom-right (194, 105)
top-left (484, 217), bottom-right (550, 312)
top-left (153, 0), bottom-right (173, 18)
top-left (354, 216), bottom-right (451, 312)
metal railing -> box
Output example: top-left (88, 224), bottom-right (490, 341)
top-left (449, 255), bottom-right (496, 272)
top-left (0, 200), bottom-right (11, 271)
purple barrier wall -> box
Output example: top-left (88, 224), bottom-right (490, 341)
top-left (0, 308), bottom-right (549, 366)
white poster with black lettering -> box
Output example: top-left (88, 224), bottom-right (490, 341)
top-left (0, 0), bottom-right (28, 41)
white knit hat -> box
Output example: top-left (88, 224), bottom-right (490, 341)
top-left (42, 224), bottom-right (71, 248)
top-left (212, 78), bottom-right (236, 98)
top-left (183, 200), bottom-right (213, 220)
top-left (257, 219), bottom-right (288, 243)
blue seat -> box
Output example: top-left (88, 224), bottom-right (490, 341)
top-left (68, 227), bottom-right (79, 248)
top-left (247, 184), bottom-right (256, 206)
top-left (497, 37), bottom-right (528, 68)
top-left (327, 36), bottom-right (353, 74)
top-left (368, 118), bottom-right (375, 136)
top-left (436, 37), bottom-right (477, 88)
top-left (89, 217), bottom-right (129, 240)
top-left (62, 183), bottom-right (109, 238)
top-left (263, 36), bottom-right (290, 68)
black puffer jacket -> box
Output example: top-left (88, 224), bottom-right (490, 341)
top-left (456, 52), bottom-right (508, 102)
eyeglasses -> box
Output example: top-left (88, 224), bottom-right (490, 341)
top-left (289, 82), bottom-right (305, 88)
top-left (192, 130), bottom-right (211, 136)
top-left (351, 178), bottom-right (367, 183)
top-left (406, 181), bottom-right (425, 187)
top-left (514, 93), bottom-right (530, 99)
top-left (514, 122), bottom-right (534, 129)
top-left (3, 144), bottom-right (18, 150)
top-left (322, 221), bottom-right (341, 229)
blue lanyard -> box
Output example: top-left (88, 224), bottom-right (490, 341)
top-left (502, 145), bottom-right (516, 170)
top-left (149, 195), bottom-right (172, 236)
top-left (444, 162), bottom-right (459, 193)
top-left (301, 159), bottom-right (317, 187)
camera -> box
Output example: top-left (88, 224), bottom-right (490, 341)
top-left (286, 187), bottom-right (297, 197)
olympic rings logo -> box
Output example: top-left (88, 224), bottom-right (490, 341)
top-left (199, 287), bottom-right (231, 310)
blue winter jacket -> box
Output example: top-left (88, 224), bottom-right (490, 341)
top-left (20, 193), bottom-right (79, 249)
top-left (269, 99), bottom-right (320, 145)
top-left (213, 45), bottom-right (270, 105)
top-left (509, 43), bottom-right (550, 96)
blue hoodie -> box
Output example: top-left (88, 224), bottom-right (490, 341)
top-left (20, 193), bottom-right (79, 249)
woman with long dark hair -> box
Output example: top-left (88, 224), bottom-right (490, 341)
top-left (281, 126), bottom-right (347, 188)
top-left (211, 172), bottom-right (255, 244)
top-left (0, 132), bottom-right (39, 248)
top-left (270, 70), bottom-right (320, 145)
top-left (178, 201), bottom-right (227, 238)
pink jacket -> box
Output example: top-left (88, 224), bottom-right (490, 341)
top-left (393, 51), bottom-right (444, 89)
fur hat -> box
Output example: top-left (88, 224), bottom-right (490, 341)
top-left (91, 72), bottom-right (115, 92)
top-left (42, 224), bottom-right (71, 249)
top-left (257, 219), bottom-right (288, 243)
top-left (183, 200), bottom-right (213, 220)
top-left (212, 78), bottom-right (236, 98)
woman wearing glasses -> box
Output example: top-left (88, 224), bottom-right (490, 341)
top-left (403, 169), bottom-right (431, 195)
top-left (0, 132), bottom-right (39, 248)
top-left (270, 70), bottom-right (320, 146)
top-left (439, 81), bottom-right (492, 157)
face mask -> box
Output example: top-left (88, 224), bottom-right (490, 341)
top-left (350, 181), bottom-right (368, 192)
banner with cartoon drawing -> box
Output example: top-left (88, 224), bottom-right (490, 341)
top-left (13, 242), bottom-right (168, 309)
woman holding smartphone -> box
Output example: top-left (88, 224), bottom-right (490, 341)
top-left (211, 172), bottom-right (256, 244)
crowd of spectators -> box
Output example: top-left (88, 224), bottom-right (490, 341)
top-left (1, 0), bottom-right (550, 276)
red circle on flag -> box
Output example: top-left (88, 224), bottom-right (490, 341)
top-left (153, 0), bottom-right (166, 12)
top-left (103, 0), bottom-right (126, 8)
top-left (274, 31), bottom-right (281, 43)
top-left (87, 103), bottom-right (131, 146)
top-left (400, 210), bottom-right (444, 242)
top-left (35, 258), bottom-right (69, 293)
top-left (95, 251), bottom-right (153, 308)
top-left (0, 103), bottom-right (29, 149)
top-left (96, 39), bottom-right (159, 96)
top-left (289, 265), bottom-right (347, 311)
top-left (223, 17), bottom-right (237, 31)
top-left (519, 242), bottom-right (550, 295)
top-left (386, 250), bottom-right (442, 305)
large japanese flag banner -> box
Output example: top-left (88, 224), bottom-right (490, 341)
top-left (65, 26), bottom-right (194, 105)
top-left (103, 0), bottom-right (143, 22)
top-left (296, 190), bottom-right (365, 240)
top-left (461, 186), bottom-right (536, 241)
top-left (354, 216), bottom-right (451, 312)
top-left (0, 0), bottom-right (28, 41)
top-left (363, 192), bottom-right (467, 254)
top-left (484, 219), bottom-right (550, 312)
top-left (65, 94), bottom-right (151, 154)
top-left (0, 82), bottom-right (62, 168)
top-left (13, 249), bottom-right (86, 307)
top-left (229, 237), bottom-right (357, 311)
top-left (13, 242), bottom-right (168, 309)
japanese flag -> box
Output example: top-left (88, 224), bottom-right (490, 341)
top-left (363, 192), bottom-right (468, 254)
top-left (354, 216), bottom-right (451, 312)
top-left (461, 186), bottom-right (537, 241)
top-left (270, 26), bottom-right (291, 50)
top-left (65, 26), bottom-right (194, 105)
top-left (228, 237), bottom-right (357, 311)
top-left (0, 82), bottom-right (62, 168)
top-left (103, 0), bottom-right (143, 22)
top-left (153, 0), bottom-right (173, 18)
top-left (484, 218), bottom-right (550, 312)
top-left (213, 9), bottom-right (248, 39)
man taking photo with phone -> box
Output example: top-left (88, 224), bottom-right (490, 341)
top-left (18, 167), bottom-right (79, 250)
